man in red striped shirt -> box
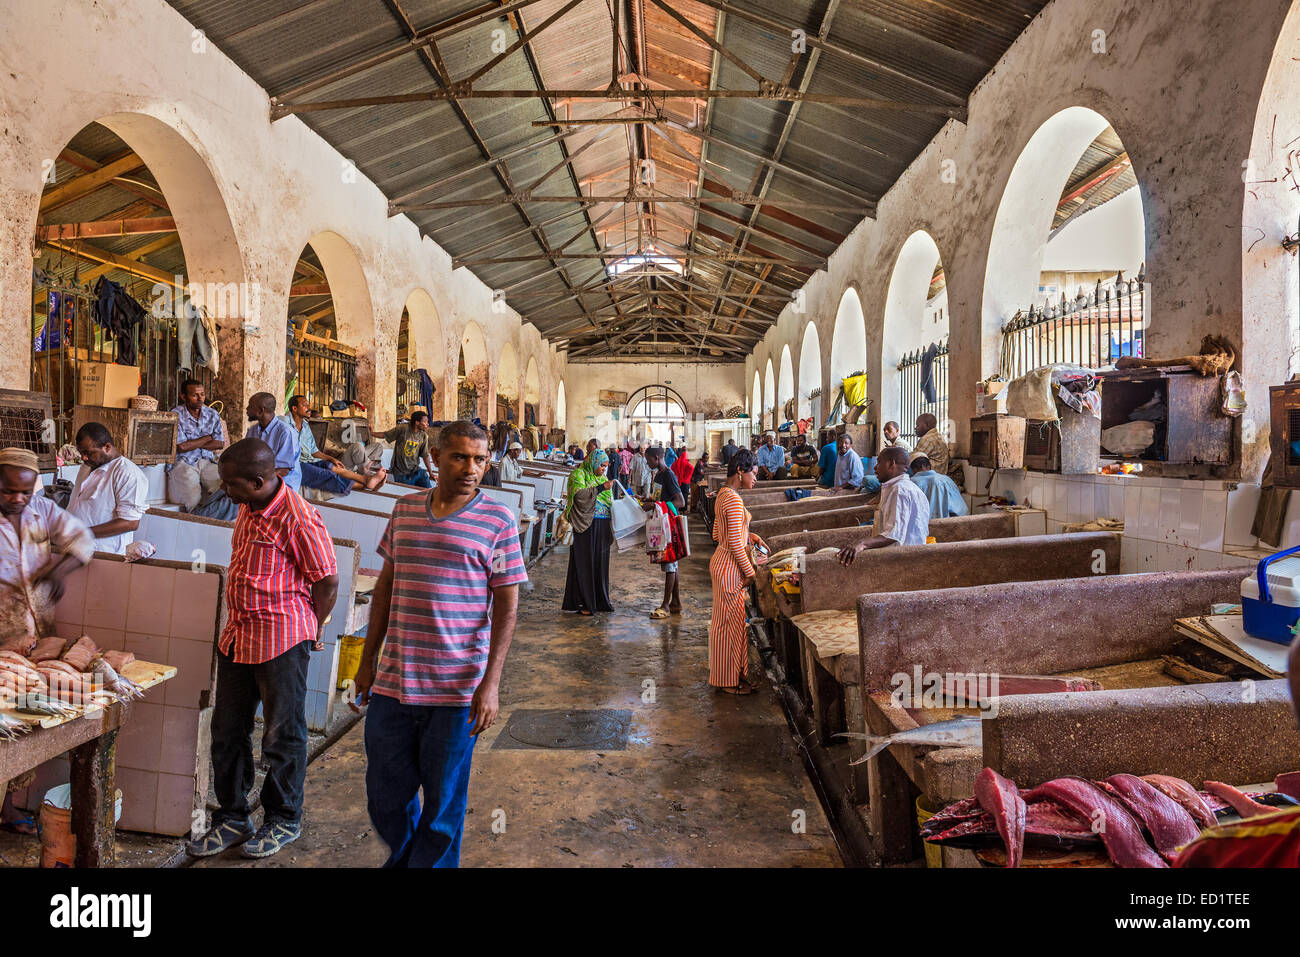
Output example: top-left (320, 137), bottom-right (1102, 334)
top-left (354, 419), bottom-right (526, 867)
top-left (187, 438), bottom-right (338, 860)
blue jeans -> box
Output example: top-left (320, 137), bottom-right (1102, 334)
top-left (390, 468), bottom-right (432, 488)
top-left (364, 693), bottom-right (477, 868)
top-left (300, 460), bottom-right (352, 494)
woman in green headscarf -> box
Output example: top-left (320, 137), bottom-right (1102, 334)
top-left (562, 449), bottom-right (615, 614)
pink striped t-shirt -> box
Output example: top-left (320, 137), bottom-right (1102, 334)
top-left (372, 489), bottom-right (527, 705)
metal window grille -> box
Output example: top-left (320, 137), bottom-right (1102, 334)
top-left (999, 268), bottom-right (1148, 381)
top-left (897, 337), bottom-right (949, 444)
top-left (287, 337), bottom-right (356, 413)
top-left (396, 365), bottom-right (422, 415)
top-left (31, 278), bottom-right (214, 450)
top-left (457, 382), bottom-right (479, 420)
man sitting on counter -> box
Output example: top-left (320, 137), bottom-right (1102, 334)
top-left (837, 446), bottom-right (931, 566)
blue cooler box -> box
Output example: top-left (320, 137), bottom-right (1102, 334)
top-left (1241, 547), bottom-right (1300, 645)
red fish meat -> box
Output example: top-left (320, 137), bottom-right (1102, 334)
top-left (974, 767), bottom-right (1027, 868)
top-left (1275, 771), bottom-right (1300, 801)
top-left (1203, 780), bottom-right (1271, 819)
top-left (60, 635), bottom-right (98, 672)
top-left (1026, 777), bottom-right (1167, 868)
top-left (1101, 774), bottom-right (1199, 863)
top-left (1141, 774), bottom-right (1218, 829)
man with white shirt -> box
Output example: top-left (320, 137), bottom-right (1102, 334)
top-left (67, 422), bottom-right (149, 556)
top-left (833, 433), bottom-right (864, 490)
top-left (837, 446), bottom-right (930, 565)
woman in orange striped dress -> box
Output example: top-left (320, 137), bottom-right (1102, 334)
top-left (709, 448), bottom-right (767, 694)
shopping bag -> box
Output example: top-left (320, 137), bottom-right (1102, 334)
top-left (674, 513), bottom-right (691, 558)
top-left (610, 481), bottom-right (645, 549)
top-left (645, 507), bottom-right (672, 551)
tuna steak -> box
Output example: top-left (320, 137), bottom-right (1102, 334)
top-left (1204, 780), bottom-right (1271, 819)
top-left (1141, 774), bottom-right (1218, 829)
top-left (974, 767), bottom-right (1026, 868)
top-left (1101, 774), bottom-right (1199, 863)
top-left (1026, 777), bottom-right (1167, 868)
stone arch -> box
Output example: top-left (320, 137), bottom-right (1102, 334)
top-left (524, 355), bottom-right (540, 425)
top-left (777, 344), bottom-right (795, 426)
top-left (751, 370), bottom-right (761, 422)
top-left (556, 378), bottom-right (568, 431)
top-left (981, 106), bottom-right (1146, 376)
top-left (497, 340), bottom-right (520, 423)
top-left (882, 230), bottom-right (948, 427)
top-left (830, 287), bottom-right (867, 389)
top-left (398, 287), bottom-right (443, 417)
top-left (764, 359), bottom-right (776, 431)
top-left (457, 320), bottom-right (490, 420)
top-left (798, 322), bottom-right (823, 423)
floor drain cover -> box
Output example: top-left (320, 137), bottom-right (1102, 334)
top-left (494, 709), bottom-right (631, 750)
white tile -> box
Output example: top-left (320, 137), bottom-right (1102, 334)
top-left (1280, 493), bottom-right (1300, 550)
top-left (1199, 491), bottom-right (1227, 552)
top-left (1047, 519), bottom-right (1062, 536)
top-left (1123, 485), bottom-right (1141, 530)
top-left (1121, 536), bottom-right (1137, 572)
top-left (1157, 486), bottom-right (1182, 542)
top-left (1093, 484), bottom-right (1110, 520)
top-left (1136, 485), bottom-right (1162, 540)
top-left (1136, 538), bottom-right (1158, 572)
top-left (1174, 489), bottom-right (1203, 548)
top-left (1224, 484), bottom-right (1260, 548)
top-left (1017, 510), bottom-right (1047, 537)
top-left (1066, 482), bottom-right (1083, 522)
top-left (1107, 484), bottom-right (1125, 522)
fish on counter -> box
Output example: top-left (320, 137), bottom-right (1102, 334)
top-left (836, 715), bottom-right (983, 766)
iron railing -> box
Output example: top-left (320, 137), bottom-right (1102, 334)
top-left (396, 365), bottom-right (423, 416)
top-left (32, 278), bottom-right (214, 450)
top-left (999, 269), bottom-right (1148, 381)
top-left (287, 337), bottom-right (356, 414)
top-left (897, 338), bottom-right (949, 443)
top-left (457, 383), bottom-right (479, 420)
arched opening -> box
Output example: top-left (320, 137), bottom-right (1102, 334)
top-left (625, 384), bottom-right (686, 448)
top-left (764, 359), bottom-right (776, 431)
top-left (798, 322), bottom-right (823, 424)
top-left (524, 356), bottom-right (540, 429)
top-left (883, 231), bottom-right (949, 441)
top-left (777, 345), bottom-right (795, 429)
top-left (397, 288), bottom-right (442, 420)
top-left (457, 321), bottom-right (489, 421)
top-left (287, 231), bottom-right (373, 416)
top-left (984, 107), bottom-right (1147, 380)
top-left (555, 379), bottom-right (567, 432)
top-left (29, 115), bottom-right (243, 449)
top-left (496, 341), bottom-right (519, 425)
top-left (830, 289), bottom-right (867, 424)
top-left (751, 370), bottom-right (762, 426)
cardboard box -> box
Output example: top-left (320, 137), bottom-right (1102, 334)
top-left (78, 361), bottom-right (140, 408)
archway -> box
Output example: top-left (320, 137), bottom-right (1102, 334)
top-left (759, 361), bottom-right (769, 431)
top-left (286, 231), bottom-right (374, 416)
top-left (798, 322), bottom-right (823, 424)
top-left (626, 384), bottom-right (687, 448)
top-left (556, 379), bottom-right (567, 432)
top-left (397, 287), bottom-right (443, 419)
top-left (457, 321), bottom-right (489, 420)
top-left (777, 345), bottom-right (795, 428)
top-left (497, 341), bottom-right (520, 425)
top-left (983, 107), bottom-right (1147, 379)
top-left (883, 230), bottom-right (949, 441)
top-left (830, 289), bottom-right (867, 420)
top-left (28, 114), bottom-right (244, 447)
top-left (751, 370), bottom-right (762, 427)
top-left (524, 356), bottom-right (541, 428)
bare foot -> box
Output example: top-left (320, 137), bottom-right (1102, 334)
top-left (363, 469), bottom-right (388, 490)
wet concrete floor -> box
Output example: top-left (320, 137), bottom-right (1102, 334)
top-left (193, 528), bottom-right (842, 867)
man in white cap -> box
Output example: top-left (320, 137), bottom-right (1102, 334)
top-left (755, 431), bottom-right (788, 481)
top-left (0, 448), bottom-right (94, 637)
top-left (500, 440), bottom-right (525, 483)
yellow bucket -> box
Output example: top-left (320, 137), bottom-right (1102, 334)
top-left (336, 635), bottom-right (366, 689)
top-left (915, 796), bottom-right (943, 869)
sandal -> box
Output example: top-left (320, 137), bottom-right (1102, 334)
top-left (718, 681), bottom-right (756, 695)
top-left (0, 814), bottom-right (38, 835)
top-left (649, 607), bottom-right (670, 620)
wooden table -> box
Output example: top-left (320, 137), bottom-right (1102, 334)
top-left (0, 660), bottom-right (175, 867)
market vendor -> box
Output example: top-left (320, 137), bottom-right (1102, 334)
top-left (384, 411), bottom-right (435, 487)
top-left (756, 431), bottom-right (787, 481)
top-left (168, 378), bottom-right (226, 510)
top-left (500, 440), bottom-right (526, 482)
top-left (909, 453), bottom-right (967, 519)
top-left (882, 420), bottom-right (911, 455)
top-left (815, 436), bottom-right (838, 488)
top-left (0, 448), bottom-right (94, 638)
top-left (789, 434), bottom-right (818, 479)
top-left (67, 422), bottom-right (149, 555)
top-left (837, 446), bottom-right (931, 565)
top-left (246, 392), bottom-right (302, 492)
top-left (912, 413), bottom-right (949, 476)
top-left (283, 395), bottom-right (387, 495)
top-left (834, 433), bottom-right (864, 490)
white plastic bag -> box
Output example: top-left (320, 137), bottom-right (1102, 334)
top-left (610, 481), bottom-right (645, 544)
top-left (645, 507), bottom-right (672, 551)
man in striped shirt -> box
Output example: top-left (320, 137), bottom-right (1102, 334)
top-left (354, 419), bottom-right (527, 868)
top-left (187, 438), bottom-right (338, 860)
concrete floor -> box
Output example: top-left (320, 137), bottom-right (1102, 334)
top-left (193, 528), bottom-right (842, 868)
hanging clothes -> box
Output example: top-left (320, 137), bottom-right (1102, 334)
top-left (417, 368), bottom-right (435, 414)
top-left (178, 299), bottom-right (220, 376)
top-left (91, 277), bottom-right (146, 365)
top-left (920, 343), bottom-right (940, 404)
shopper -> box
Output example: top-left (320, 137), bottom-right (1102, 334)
top-left (188, 438), bottom-right (338, 859)
top-left (561, 449), bottom-right (615, 615)
top-left (644, 447), bottom-right (684, 620)
top-left (353, 419), bottom-right (526, 868)
top-left (709, 449), bottom-right (766, 694)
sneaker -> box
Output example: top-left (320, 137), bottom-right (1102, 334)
top-left (240, 820), bottom-right (302, 859)
top-left (186, 820), bottom-right (254, 858)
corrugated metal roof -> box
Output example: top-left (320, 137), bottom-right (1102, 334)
top-left (130, 0), bottom-right (1053, 357)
